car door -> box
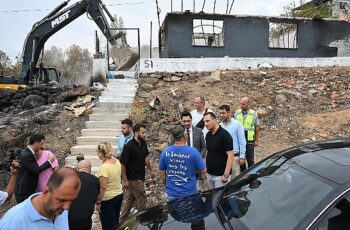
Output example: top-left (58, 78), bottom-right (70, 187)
top-left (309, 188), bottom-right (350, 230)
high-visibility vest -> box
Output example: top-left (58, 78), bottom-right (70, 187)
top-left (235, 109), bottom-right (256, 141)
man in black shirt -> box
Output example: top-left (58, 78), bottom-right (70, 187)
top-left (203, 112), bottom-right (234, 189)
top-left (69, 160), bottom-right (100, 230)
top-left (119, 124), bottom-right (155, 223)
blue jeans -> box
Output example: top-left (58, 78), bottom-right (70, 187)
top-left (100, 193), bottom-right (123, 230)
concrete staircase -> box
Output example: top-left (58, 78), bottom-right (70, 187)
top-left (65, 78), bottom-right (138, 174)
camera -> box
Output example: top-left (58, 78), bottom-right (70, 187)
top-left (76, 153), bottom-right (85, 162)
top-left (0, 148), bottom-right (21, 172)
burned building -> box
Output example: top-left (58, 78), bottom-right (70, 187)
top-left (159, 12), bottom-right (350, 58)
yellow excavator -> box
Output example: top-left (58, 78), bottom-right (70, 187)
top-left (0, 0), bottom-right (138, 90)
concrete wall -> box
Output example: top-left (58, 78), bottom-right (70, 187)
top-left (140, 57), bottom-right (350, 73)
top-left (160, 13), bottom-right (350, 58)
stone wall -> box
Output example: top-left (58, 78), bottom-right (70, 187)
top-left (0, 86), bottom-right (67, 112)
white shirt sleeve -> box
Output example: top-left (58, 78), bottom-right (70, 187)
top-left (0, 191), bottom-right (8, 206)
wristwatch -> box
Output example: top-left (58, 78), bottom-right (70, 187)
top-left (223, 173), bottom-right (230, 179)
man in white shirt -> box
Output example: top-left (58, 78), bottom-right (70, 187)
top-left (180, 111), bottom-right (206, 158)
top-left (190, 96), bottom-right (214, 137)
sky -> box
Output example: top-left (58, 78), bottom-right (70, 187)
top-left (0, 0), bottom-right (305, 62)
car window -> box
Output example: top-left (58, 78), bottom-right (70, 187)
top-left (315, 193), bottom-right (350, 230)
top-left (218, 158), bottom-right (333, 230)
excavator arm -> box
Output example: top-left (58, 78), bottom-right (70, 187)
top-left (20, 0), bottom-right (134, 84)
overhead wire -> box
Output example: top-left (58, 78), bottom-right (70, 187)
top-left (0, 0), bottom-right (154, 13)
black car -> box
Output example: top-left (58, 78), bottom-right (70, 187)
top-left (118, 139), bottom-right (350, 230)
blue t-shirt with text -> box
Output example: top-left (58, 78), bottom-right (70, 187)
top-left (159, 145), bottom-right (205, 198)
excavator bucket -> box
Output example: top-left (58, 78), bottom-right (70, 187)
top-left (110, 45), bottom-right (139, 71)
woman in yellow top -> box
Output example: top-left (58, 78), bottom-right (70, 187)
top-left (95, 142), bottom-right (123, 230)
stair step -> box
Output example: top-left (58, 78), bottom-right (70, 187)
top-left (89, 114), bottom-right (128, 121)
top-left (98, 96), bottom-right (135, 103)
top-left (85, 121), bottom-right (121, 129)
top-left (65, 155), bottom-right (102, 167)
top-left (81, 129), bottom-right (122, 137)
top-left (100, 92), bottom-right (136, 97)
top-left (70, 145), bottom-right (117, 156)
top-left (77, 136), bottom-right (118, 145)
top-left (92, 107), bottom-right (131, 114)
top-left (65, 78), bottom-right (137, 179)
top-left (96, 102), bottom-right (133, 108)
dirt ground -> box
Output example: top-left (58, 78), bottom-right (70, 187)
top-left (1, 66), bottom-right (350, 222)
top-left (0, 103), bottom-right (89, 216)
top-left (130, 66), bottom-right (350, 204)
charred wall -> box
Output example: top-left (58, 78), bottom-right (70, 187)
top-left (160, 12), bottom-right (350, 58)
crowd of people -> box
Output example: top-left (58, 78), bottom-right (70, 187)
top-left (0, 95), bottom-right (259, 230)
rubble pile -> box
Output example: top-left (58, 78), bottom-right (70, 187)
top-left (131, 67), bottom-right (350, 205)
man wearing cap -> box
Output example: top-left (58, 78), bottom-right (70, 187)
top-left (159, 125), bottom-right (207, 200)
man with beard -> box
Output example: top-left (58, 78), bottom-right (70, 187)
top-left (15, 134), bottom-right (57, 203)
top-left (117, 118), bottom-right (133, 159)
top-left (0, 167), bottom-right (81, 230)
top-left (119, 124), bottom-right (155, 222)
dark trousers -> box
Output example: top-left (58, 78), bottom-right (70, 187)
top-left (100, 193), bottom-right (123, 230)
top-left (15, 194), bottom-right (29, 203)
top-left (240, 142), bottom-right (255, 172)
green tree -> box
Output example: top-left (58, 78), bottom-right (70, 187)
top-left (0, 50), bottom-right (12, 74)
top-left (41, 46), bottom-right (65, 69)
top-left (10, 54), bottom-right (23, 76)
top-left (282, 0), bottom-right (332, 18)
top-left (63, 44), bottom-right (92, 83)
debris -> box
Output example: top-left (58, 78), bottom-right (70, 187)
top-left (169, 88), bottom-right (179, 96)
top-left (275, 94), bottom-right (287, 104)
top-left (258, 62), bottom-right (273, 69)
top-left (276, 89), bottom-right (302, 100)
top-left (308, 89), bottom-right (319, 96)
top-left (257, 108), bottom-right (268, 117)
top-left (149, 97), bottom-right (160, 108)
top-left (91, 82), bottom-right (105, 90)
top-left (64, 95), bottom-right (95, 117)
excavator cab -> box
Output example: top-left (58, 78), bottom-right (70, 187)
top-left (35, 65), bottom-right (60, 85)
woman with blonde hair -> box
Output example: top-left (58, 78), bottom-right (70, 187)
top-left (95, 142), bottom-right (123, 230)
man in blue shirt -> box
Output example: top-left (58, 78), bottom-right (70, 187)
top-left (0, 167), bottom-right (81, 230)
top-left (117, 118), bottom-right (133, 158)
top-left (219, 105), bottom-right (246, 178)
top-left (159, 125), bottom-right (206, 200)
